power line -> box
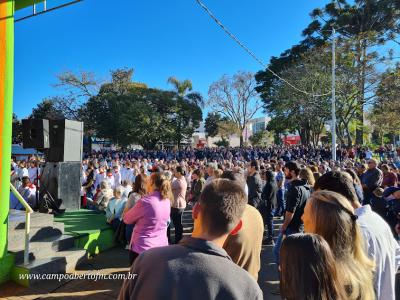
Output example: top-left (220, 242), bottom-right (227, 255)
top-left (15, 0), bottom-right (83, 23)
top-left (195, 0), bottom-right (332, 97)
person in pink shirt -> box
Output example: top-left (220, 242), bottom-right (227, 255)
top-left (123, 172), bottom-right (172, 265)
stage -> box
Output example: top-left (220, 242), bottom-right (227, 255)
top-left (7, 209), bottom-right (116, 287)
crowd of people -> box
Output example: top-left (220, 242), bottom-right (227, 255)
top-left (83, 144), bottom-right (400, 163)
top-left (9, 144), bottom-right (400, 299)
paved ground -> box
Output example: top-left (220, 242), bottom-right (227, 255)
top-left (0, 209), bottom-right (281, 300)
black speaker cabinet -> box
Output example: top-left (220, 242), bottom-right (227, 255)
top-left (22, 119), bottom-right (50, 149)
top-left (46, 120), bottom-right (84, 162)
top-left (40, 162), bottom-right (81, 211)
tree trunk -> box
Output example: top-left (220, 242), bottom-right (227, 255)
top-left (345, 125), bottom-right (353, 147)
top-left (299, 128), bottom-right (306, 145)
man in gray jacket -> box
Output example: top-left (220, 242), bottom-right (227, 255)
top-left (118, 179), bottom-right (263, 300)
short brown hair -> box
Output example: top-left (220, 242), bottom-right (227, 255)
top-left (199, 179), bottom-right (247, 236)
top-left (314, 171), bottom-right (358, 204)
top-left (299, 168), bottom-right (315, 187)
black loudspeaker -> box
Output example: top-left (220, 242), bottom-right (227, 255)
top-left (40, 162), bottom-right (81, 211)
top-left (46, 120), bottom-right (84, 162)
top-left (22, 119), bottom-right (50, 149)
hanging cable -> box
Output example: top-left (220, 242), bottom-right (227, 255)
top-left (195, 0), bottom-right (332, 97)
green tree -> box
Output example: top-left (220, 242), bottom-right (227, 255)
top-left (171, 97), bottom-right (202, 148)
top-left (257, 0), bottom-right (400, 145)
top-left (249, 131), bottom-right (272, 147)
top-left (204, 112), bottom-right (223, 138)
top-left (78, 68), bottom-right (147, 135)
top-left (167, 76), bottom-right (193, 97)
top-left (84, 83), bottom-right (202, 149)
top-left (167, 76), bottom-right (205, 108)
top-left (303, 0), bottom-right (400, 144)
top-left (217, 120), bottom-right (241, 140)
top-left (167, 76), bottom-right (204, 147)
top-left (29, 99), bottom-right (64, 120)
top-left (369, 65), bottom-right (400, 144)
top-left (12, 113), bottom-right (22, 144)
top-left (214, 138), bottom-right (229, 148)
top-left (258, 46), bottom-right (331, 146)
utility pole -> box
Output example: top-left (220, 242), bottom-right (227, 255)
top-left (331, 27), bottom-right (337, 161)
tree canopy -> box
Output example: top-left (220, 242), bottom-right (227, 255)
top-left (79, 70), bottom-right (202, 149)
top-left (256, 0), bottom-right (400, 146)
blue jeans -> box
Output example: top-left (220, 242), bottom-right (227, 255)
top-left (275, 189), bottom-right (285, 216)
top-left (125, 224), bottom-right (134, 244)
top-left (111, 218), bottom-right (121, 231)
top-left (273, 228), bottom-right (297, 264)
top-left (364, 192), bottom-right (376, 206)
top-left (259, 206), bottom-right (274, 239)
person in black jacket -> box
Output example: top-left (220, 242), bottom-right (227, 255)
top-left (273, 161), bottom-right (311, 264)
top-left (361, 159), bottom-right (383, 208)
top-left (246, 160), bottom-right (263, 208)
top-left (260, 170), bottom-right (278, 245)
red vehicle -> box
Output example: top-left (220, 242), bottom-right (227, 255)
top-left (282, 136), bottom-right (301, 145)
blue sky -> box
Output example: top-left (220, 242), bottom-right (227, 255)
top-left (13, 0), bottom-right (330, 119)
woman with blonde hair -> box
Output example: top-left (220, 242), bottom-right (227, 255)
top-left (302, 190), bottom-right (375, 300)
top-left (299, 167), bottom-right (315, 188)
top-left (123, 172), bottom-right (172, 265)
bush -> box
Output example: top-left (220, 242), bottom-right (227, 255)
top-left (214, 138), bottom-right (229, 148)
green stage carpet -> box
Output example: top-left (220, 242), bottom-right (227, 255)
top-left (54, 210), bottom-right (110, 235)
top-left (54, 210), bottom-right (116, 255)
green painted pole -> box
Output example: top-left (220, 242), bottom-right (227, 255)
top-left (0, 0), bottom-right (14, 283)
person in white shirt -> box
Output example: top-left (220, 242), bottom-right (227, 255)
top-left (18, 176), bottom-right (37, 209)
top-left (113, 165), bottom-right (122, 188)
top-left (121, 180), bottom-right (132, 199)
top-left (82, 159), bottom-right (88, 172)
top-left (28, 161), bottom-right (39, 184)
top-left (94, 166), bottom-right (107, 190)
top-left (17, 161), bottom-right (29, 180)
top-left (106, 186), bottom-right (127, 231)
top-left (81, 166), bottom-right (87, 185)
top-left (315, 171), bottom-right (400, 300)
top-left (121, 162), bottom-right (135, 185)
top-left (105, 169), bottom-right (116, 190)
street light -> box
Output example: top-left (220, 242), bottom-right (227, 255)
top-left (316, 27), bottom-right (337, 160)
top-left (331, 28), bottom-right (337, 161)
